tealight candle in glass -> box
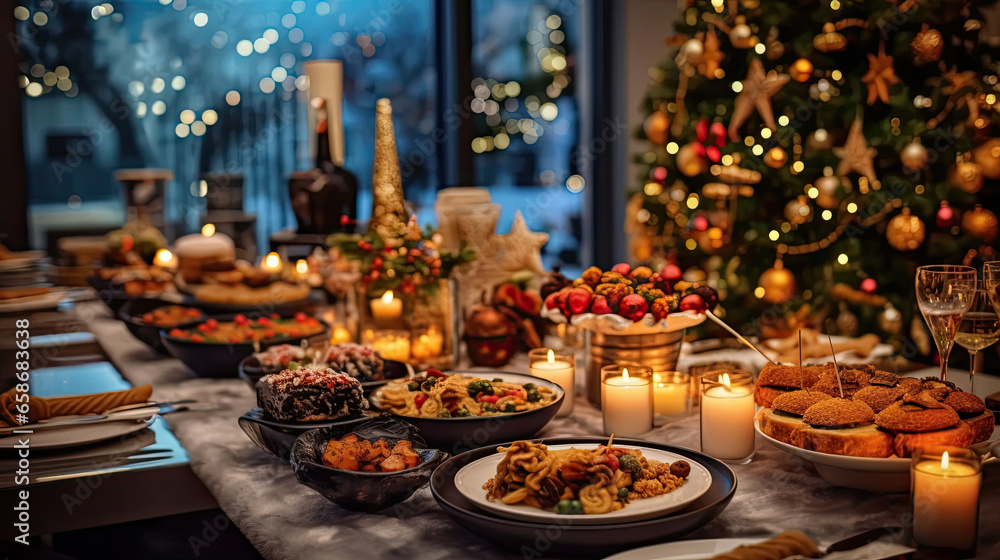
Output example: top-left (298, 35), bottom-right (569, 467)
top-left (699, 371), bottom-right (755, 464)
top-left (528, 348), bottom-right (575, 417)
top-left (601, 364), bottom-right (653, 437)
top-left (653, 371), bottom-right (690, 419)
top-left (911, 446), bottom-right (981, 552)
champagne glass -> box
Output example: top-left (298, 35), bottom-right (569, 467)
top-left (984, 261), bottom-right (1000, 314)
top-left (915, 265), bottom-right (976, 382)
top-left (954, 290), bottom-right (1000, 394)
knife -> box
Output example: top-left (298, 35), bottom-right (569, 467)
top-left (0, 401), bottom-right (209, 434)
top-left (786, 527), bottom-right (915, 560)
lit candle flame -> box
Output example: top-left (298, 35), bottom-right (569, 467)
top-left (941, 451), bottom-right (949, 470)
top-left (547, 349), bottom-right (555, 364)
top-left (720, 373), bottom-right (731, 388)
top-left (381, 290), bottom-right (394, 304)
top-left (622, 367), bottom-right (630, 384)
top-left (153, 248), bottom-right (174, 268)
top-left (201, 223), bottom-right (215, 237)
top-left (263, 252), bottom-right (281, 269)
top-left (295, 259), bottom-right (308, 274)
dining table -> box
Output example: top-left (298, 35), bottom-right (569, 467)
top-left (13, 300), bottom-right (1000, 559)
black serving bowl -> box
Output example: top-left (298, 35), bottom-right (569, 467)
top-left (238, 353), bottom-right (411, 393)
top-left (161, 319), bottom-right (329, 378)
top-left (431, 437), bottom-right (737, 557)
top-left (119, 299), bottom-right (207, 354)
top-left (369, 371), bottom-right (564, 452)
top-left (238, 407), bottom-right (376, 461)
top-left (290, 416), bottom-right (446, 512)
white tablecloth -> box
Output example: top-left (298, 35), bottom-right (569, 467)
top-left (80, 303), bottom-right (1000, 560)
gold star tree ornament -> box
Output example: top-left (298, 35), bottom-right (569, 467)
top-left (728, 58), bottom-right (790, 142)
top-left (833, 115), bottom-right (879, 188)
top-left (860, 46), bottom-right (899, 105)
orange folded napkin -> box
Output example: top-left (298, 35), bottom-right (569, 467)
top-left (0, 385), bottom-right (153, 427)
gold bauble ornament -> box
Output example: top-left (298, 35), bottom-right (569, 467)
top-left (972, 138), bottom-right (1000, 179)
top-left (878, 303), bottom-right (903, 335)
top-left (676, 143), bottom-right (708, 176)
top-left (784, 195), bottom-right (813, 225)
top-left (805, 129), bottom-right (834, 152)
top-left (814, 175), bottom-right (841, 209)
top-left (764, 27), bottom-right (784, 60)
top-left (789, 58), bottom-right (814, 83)
top-left (900, 140), bottom-right (929, 171)
top-left (948, 161), bottom-right (984, 193)
top-left (814, 23), bottom-right (846, 53)
top-left (728, 17), bottom-right (757, 49)
top-left (886, 208), bottom-right (925, 251)
top-left (836, 304), bottom-right (859, 337)
top-left (911, 25), bottom-right (944, 63)
top-left (758, 261), bottom-right (796, 304)
top-left (643, 109), bottom-right (670, 146)
top-left (961, 204), bottom-right (999, 243)
top-left (763, 146), bottom-right (788, 168)
top-left (678, 38), bottom-right (705, 67)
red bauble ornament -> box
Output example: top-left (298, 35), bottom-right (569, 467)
top-left (652, 166), bottom-right (667, 181)
top-left (692, 215), bottom-right (709, 231)
top-left (860, 278), bottom-right (877, 294)
top-left (936, 201), bottom-right (955, 228)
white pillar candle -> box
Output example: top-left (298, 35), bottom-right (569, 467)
top-left (529, 349), bottom-right (575, 417)
top-left (700, 373), bottom-right (755, 461)
top-left (912, 450), bottom-right (981, 550)
top-left (602, 368), bottom-right (653, 436)
top-left (370, 290), bottom-right (403, 324)
top-left (653, 372), bottom-right (689, 416)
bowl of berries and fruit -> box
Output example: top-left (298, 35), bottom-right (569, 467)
top-left (540, 263), bottom-right (717, 335)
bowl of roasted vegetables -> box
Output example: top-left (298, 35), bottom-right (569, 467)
top-left (290, 417), bottom-right (445, 512)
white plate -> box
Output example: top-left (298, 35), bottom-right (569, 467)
top-left (0, 417), bottom-right (155, 450)
top-left (455, 443), bottom-right (712, 525)
top-left (754, 419), bottom-right (912, 492)
top-left (604, 538), bottom-right (761, 560)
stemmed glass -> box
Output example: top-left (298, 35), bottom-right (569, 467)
top-left (954, 290), bottom-right (999, 394)
top-left (915, 265), bottom-right (977, 382)
top-left (984, 261), bottom-right (1000, 315)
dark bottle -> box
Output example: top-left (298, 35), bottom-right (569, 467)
top-left (288, 97), bottom-right (358, 234)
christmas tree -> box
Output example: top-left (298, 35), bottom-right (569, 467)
top-left (631, 0), bottom-right (1000, 347)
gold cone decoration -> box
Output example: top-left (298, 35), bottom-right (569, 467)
top-left (369, 98), bottom-right (408, 244)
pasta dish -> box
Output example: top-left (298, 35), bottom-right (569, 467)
top-left (377, 371), bottom-right (557, 418)
top-left (483, 440), bottom-right (691, 515)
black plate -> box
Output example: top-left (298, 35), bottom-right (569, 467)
top-left (160, 319), bottom-right (329, 378)
top-left (290, 417), bottom-right (446, 512)
top-left (369, 371), bottom-right (565, 452)
top-left (119, 299), bottom-right (207, 354)
top-left (238, 407), bottom-right (377, 461)
top-left (430, 437), bottom-right (736, 557)
top-left (238, 354), bottom-right (411, 393)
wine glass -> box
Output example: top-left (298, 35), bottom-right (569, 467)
top-left (954, 290), bottom-right (999, 394)
top-left (915, 265), bottom-right (977, 382)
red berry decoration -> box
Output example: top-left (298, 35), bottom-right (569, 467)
top-left (591, 295), bottom-right (613, 315)
top-left (679, 294), bottom-right (708, 313)
top-left (611, 263), bottom-right (632, 276)
top-left (618, 294), bottom-right (649, 321)
top-left (567, 288), bottom-right (594, 315)
top-left (234, 314), bottom-right (248, 325)
top-left (205, 318), bottom-right (219, 329)
top-left (661, 264), bottom-right (683, 283)
top-left (693, 285), bottom-right (719, 308)
top-left (294, 312), bottom-right (309, 323)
